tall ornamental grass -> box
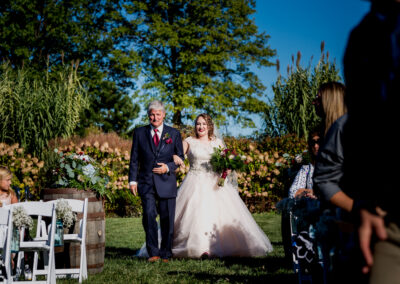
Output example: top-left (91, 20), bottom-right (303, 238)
top-left (265, 42), bottom-right (341, 139)
top-left (0, 62), bottom-right (88, 157)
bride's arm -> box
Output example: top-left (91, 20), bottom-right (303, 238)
top-left (183, 140), bottom-right (189, 155)
top-left (173, 140), bottom-right (189, 166)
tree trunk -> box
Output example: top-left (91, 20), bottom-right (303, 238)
top-left (173, 109), bottom-right (182, 126)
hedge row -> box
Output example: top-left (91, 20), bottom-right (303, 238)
top-left (0, 132), bottom-right (308, 215)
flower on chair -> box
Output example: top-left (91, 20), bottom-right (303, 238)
top-left (13, 206), bottom-right (33, 230)
top-left (56, 199), bottom-right (77, 229)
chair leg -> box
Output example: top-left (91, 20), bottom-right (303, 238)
top-left (15, 251), bottom-right (24, 279)
top-left (80, 243), bottom-right (88, 282)
top-left (32, 250), bottom-right (39, 281)
top-left (46, 250), bottom-right (56, 284)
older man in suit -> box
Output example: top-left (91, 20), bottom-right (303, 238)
top-left (129, 100), bottom-right (184, 262)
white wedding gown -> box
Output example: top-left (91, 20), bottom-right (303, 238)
top-left (136, 136), bottom-right (273, 258)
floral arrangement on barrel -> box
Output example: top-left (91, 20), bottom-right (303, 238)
top-left (50, 149), bottom-right (110, 199)
top-left (210, 147), bottom-right (247, 186)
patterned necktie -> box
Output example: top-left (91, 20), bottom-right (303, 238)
top-left (153, 128), bottom-right (160, 147)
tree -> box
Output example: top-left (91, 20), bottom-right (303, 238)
top-left (0, 0), bottom-right (140, 134)
top-left (126, 0), bottom-right (275, 127)
top-left (265, 42), bottom-right (341, 139)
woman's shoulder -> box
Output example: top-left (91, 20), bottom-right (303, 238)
top-left (211, 137), bottom-right (224, 147)
top-left (184, 136), bottom-right (196, 143)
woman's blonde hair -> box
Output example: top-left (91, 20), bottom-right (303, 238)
top-left (319, 82), bottom-right (347, 135)
top-left (194, 113), bottom-right (215, 140)
top-left (0, 166), bottom-right (13, 196)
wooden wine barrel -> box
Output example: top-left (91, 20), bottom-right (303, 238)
top-left (43, 188), bottom-right (105, 274)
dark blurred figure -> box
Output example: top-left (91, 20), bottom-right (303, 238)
top-left (323, 0), bottom-right (400, 283)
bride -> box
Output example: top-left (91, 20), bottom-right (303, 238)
top-left (137, 114), bottom-right (273, 258)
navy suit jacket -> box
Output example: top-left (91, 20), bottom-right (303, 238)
top-left (128, 124), bottom-right (184, 198)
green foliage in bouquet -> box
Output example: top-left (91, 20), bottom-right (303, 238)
top-left (210, 147), bottom-right (246, 173)
top-left (210, 147), bottom-right (247, 186)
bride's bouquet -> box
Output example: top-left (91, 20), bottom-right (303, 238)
top-left (210, 147), bottom-right (246, 186)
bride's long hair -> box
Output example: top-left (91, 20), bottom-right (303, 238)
top-left (194, 113), bottom-right (215, 140)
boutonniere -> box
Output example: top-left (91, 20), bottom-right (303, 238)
top-left (163, 133), bottom-right (173, 144)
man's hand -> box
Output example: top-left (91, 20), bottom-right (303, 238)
top-left (152, 163), bottom-right (168, 175)
top-left (359, 208), bottom-right (388, 274)
top-left (129, 184), bottom-right (138, 196)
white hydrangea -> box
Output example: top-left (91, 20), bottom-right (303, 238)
top-left (56, 199), bottom-right (77, 229)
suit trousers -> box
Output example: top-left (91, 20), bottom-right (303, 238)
top-left (369, 222), bottom-right (400, 284)
top-left (141, 187), bottom-right (176, 259)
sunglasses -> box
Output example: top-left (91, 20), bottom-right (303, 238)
top-left (309, 139), bottom-right (321, 146)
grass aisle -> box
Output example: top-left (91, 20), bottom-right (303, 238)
top-left (60, 212), bottom-right (294, 283)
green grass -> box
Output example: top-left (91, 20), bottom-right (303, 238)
top-left (59, 212), bottom-right (294, 283)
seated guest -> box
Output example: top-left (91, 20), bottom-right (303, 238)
top-left (288, 131), bottom-right (321, 199)
top-left (0, 166), bottom-right (18, 206)
top-left (0, 166), bottom-right (19, 269)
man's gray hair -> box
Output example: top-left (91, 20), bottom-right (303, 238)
top-left (147, 100), bottom-right (166, 114)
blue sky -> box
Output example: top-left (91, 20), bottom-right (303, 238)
top-left (132, 1), bottom-right (371, 136)
top-left (228, 0), bottom-right (371, 136)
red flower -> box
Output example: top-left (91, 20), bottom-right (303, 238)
top-left (166, 138), bottom-right (173, 144)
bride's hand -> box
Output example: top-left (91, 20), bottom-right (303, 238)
top-left (173, 155), bottom-right (184, 166)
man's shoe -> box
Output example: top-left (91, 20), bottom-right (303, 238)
top-left (161, 258), bottom-right (169, 263)
top-left (148, 256), bottom-right (160, 262)
top-left (201, 252), bottom-right (210, 260)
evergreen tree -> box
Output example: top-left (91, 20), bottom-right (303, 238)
top-left (0, 0), bottom-right (140, 134)
top-left (126, 0), bottom-right (275, 127)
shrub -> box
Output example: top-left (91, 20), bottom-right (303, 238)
top-left (0, 131), bottom-right (309, 214)
top-left (0, 142), bottom-right (45, 200)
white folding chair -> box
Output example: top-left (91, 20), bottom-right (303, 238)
top-left (12, 201), bottom-right (57, 284)
top-left (46, 199), bottom-right (88, 283)
top-left (0, 207), bottom-right (13, 284)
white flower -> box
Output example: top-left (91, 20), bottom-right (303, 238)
top-left (56, 199), bottom-right (77, 229)
top-left (295, 154), bottom-right (303, 164)
top-left (82, 164), bottom-right (96, 178)
top-left (240, 155), bottom-right (247, 161)
top-left (228, 154), bottom-right (235, 160)
top-left (13, 206), bottom-right (33, 229)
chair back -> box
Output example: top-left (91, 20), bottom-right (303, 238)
top-left (0, 207), bottom-right (14, 282)
top-left (46, 198), bottom-right (88, 237)
top-left (0, 207), bottom-right (11, 226)
top-left (12, 201), bottom-right (55, 218)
